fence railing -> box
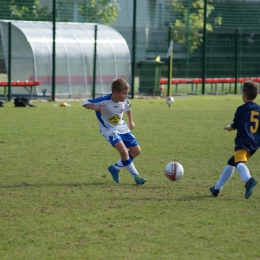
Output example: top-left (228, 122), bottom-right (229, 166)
top-left (1, 1), bottom-right (260, 99)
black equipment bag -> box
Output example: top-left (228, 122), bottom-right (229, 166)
top-left (14, 97), bottom-right (35, 107)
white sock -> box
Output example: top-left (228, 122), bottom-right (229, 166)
top-left (114, 160), bottom-right (139, 178)
top-left (124, 162), bottom-right (138, 178)
top-left (215, 165), bottom-right (235, 190)
top-left (236, 163), bottom-right (251, 183)
top-left (114, 160), bottom-right (124, 171)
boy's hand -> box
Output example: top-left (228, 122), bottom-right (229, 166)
top-left (129, 121), bottom-right (135, 130)
top-left (95, 107), bottom-right (103, 113)
top-left (224, 125), bottom-right (235, 132)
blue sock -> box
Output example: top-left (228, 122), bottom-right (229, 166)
top-left (122, 158), bottom-right (132, 166)
top-left (122, 158), bottom-right (138, 177)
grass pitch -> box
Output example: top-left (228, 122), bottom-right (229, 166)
top-left (0, 95), bottom-right (260, 260)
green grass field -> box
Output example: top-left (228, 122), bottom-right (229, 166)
top-left (0, 95), bottom-right (260, 260)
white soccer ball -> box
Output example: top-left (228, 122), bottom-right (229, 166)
top-left (164, 162), bottom-right (184, 181)
top-left (166, 96), bottom-right (174, 104)
top-left (159, 85), bottom-right (164, 92)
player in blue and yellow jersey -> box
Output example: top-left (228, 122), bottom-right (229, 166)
top-left (210, 81), bottom-right (259, 199)
top-left (83, 78), bottom-right (146, 185)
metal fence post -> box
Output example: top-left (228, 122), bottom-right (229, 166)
top-left (167, 27), bottom-right (172, 97)
top-left (131, 0), bottom-right (137, 99)
top-left (8, 22), bottom-right (11, 101)
top-left (234, 28), bottom-right (239, 94)
top-left (202, 0), bottom-right (207, 95)
top-left (92, 24), bottom-right (97, 98)
top-left (52, 0), bottom-right (56, 101)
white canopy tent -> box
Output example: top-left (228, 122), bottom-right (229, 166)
top-left (0, 20), bottom-right (131, 97)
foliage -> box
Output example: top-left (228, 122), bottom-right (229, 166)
top-left (210, 0), bottom-right (260, 28)
top-left (0, 96), bottom-right (260, 259)
top-left (171, 0), bottom-right (222, 53)
top-left (0, 0), bottom-right (119, 25)
top-left (78, 0), bottom-right (120, 25)
top-left (0, 0), bottom-right (52, 21)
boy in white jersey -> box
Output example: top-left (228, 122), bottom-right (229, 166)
top-left (82, 78), bottom-right (146, 185)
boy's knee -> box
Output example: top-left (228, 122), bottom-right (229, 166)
top-left (134, 147), bottom-right (141, 157)
top-left (227, 156), bottom-right (235, 166)
top-left (121, 149), bottom-right (129, 158)
top-left (136, 147), bottom-right (141, 156)
top-left (129, 147), bottom-right (141, 159)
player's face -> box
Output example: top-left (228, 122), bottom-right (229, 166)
top-left (115, 90), bottom-right (129, 102)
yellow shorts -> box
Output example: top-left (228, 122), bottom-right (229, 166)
top-left (234, 149), bottom-right (251, 163)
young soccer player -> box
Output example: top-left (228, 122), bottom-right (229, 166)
top-left (82, 78), bottom-right (146, 185)
top-left (210, 80), bottom-right (259, 199)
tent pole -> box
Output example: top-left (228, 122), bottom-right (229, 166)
top-left (8, 22), bottom-right (12, 101)
top-left (92, 24), bottom-right (97, 98)
top-left (131, 0), bottom-right (137, 99)
top-left (52, 0), bottom-right (56, 101)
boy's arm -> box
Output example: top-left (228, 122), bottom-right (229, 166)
top-left (224, 108), bottom-right (238, 132)
top-left (84, 103), bottom-right (102, 112)
top-left (126, 110), bottom-right (135, 130)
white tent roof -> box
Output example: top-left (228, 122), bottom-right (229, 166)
top-left (0, 20), bottom-right (131, 97)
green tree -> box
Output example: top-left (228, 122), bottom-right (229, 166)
top-left (0, 0), bottom-right (51, 21)
top-left (78, 0), bottom-right (119, 25)
top-left (171, 0), bottom-right (222, 53)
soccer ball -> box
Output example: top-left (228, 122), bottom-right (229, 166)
top-left (159, 85), bottom-right (164, 92)
top-left (166, 96), bottom-right (174, 104)
top-left (164, 162), bottom-right (184, 181)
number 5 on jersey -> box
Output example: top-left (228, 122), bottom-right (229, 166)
top-left (250, 111), bottom-right (259, 133)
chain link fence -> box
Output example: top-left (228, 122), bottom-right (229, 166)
top-left (0, 0), bottom-right (260, 98)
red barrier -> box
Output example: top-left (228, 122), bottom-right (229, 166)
top-left (0, 80), bottom-right (42, 98)
top-left (159, 77), bottom-right (259, 95)
top-left (29, 75), bottom-right (128, 85)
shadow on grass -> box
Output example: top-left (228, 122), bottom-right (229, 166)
top-left (111, 194), bottom-right (210, 202)
top-left (0, 181), bottom-right (165, 189)
top-left (0, 183), bottom-right (216, 201)
top-left (176, 195), bottom-right (213, 201)
top-left (0, 181), bottom-right (106, 189)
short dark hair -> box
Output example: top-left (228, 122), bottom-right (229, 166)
top-left (111, 78), bottom-right (130, 93)
top-left (243, 81), bottom-right (259, 100)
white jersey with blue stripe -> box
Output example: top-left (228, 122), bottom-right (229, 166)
top-left (83, 94), bottom-right (131, 139)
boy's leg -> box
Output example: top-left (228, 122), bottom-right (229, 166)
top-left (236, 163), bottom-right (250, 183)
top-left (114, 160), bottom-right (124, 171)
top-left (114, 156), bottom-right (139, 178)
top-left (124, 145), bottom-right (146, 184)
top-left (235, 149), bottom-right (257, 199)
top-left (108, 140), bottom-right (128, 183)
top-left (113, 142), bottom-right (146, 184)
top-left (215, 156), bottom-right (236, 190)
top-left (107, 133), bottom-right (130, 183)
top-left (236, 162), bottom-right (258, 199)
top-left (121, 158), bottom-right (146, 184)
top-left (107, 133), bottom-right (146, 184)
top-left (128, 145), bottom-right (141, 159)
top-left (113, 148), bottom-right (139, 171)
top-left (114, 142), bottom-right (144, 180)
top-left (235, 149), bottom-right (251, 182)
top-left (108, 141), bottom-right (146, 184)
top-left (210, 156), bottom-right (235, 197)
top-left (108, 165), bottom-right (120, 183)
